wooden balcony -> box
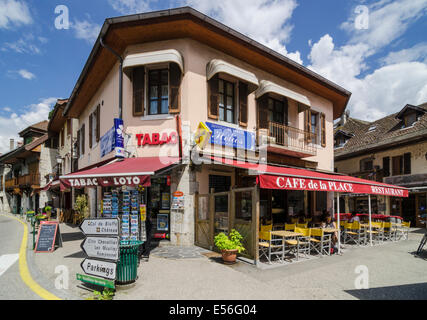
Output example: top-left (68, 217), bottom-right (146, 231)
top-left (18, 174), bottom-right (40, 188)
top-left (5, 178), bottom-right (18, 189)
top-left (259, 122), bottom-right (318, 158)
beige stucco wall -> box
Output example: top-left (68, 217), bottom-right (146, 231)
top-left (78, 38), bottom-right (336, 172)
top-left (335, 140), bottom-right (427, 176)
top-left (59, 118), bottom-right (79, 174)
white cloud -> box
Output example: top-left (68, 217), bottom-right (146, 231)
top-left (17, 69), bottom-right (35, 80)
top-left (307, 0), bottom-right (427, 121)
top-left (0, 0), bottom-right (32, 29)
top-left (71, 19), bottom-right (101, 44)
top-left (3, 107), bottom-right (12, 112)
top-left (0, 97), bottom-right (57, 154)
top-left (2, 37), bottom-right (41, 54)
top-left (108, 0), bottom-right (152, 14)
top-left (381, 43), bottom-right (427, 65)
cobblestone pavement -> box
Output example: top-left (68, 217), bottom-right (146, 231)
top-left (151, 245), bottom-right (212, 259)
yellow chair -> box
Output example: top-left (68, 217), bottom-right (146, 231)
top-left (285, 223), bottom-right (296, 231)
top-left (291, 218), bottom-right (298, 224)
top-left (398, 221), bottom-right (411, 240)
top-left (383, 222), bottom-right (396, 241)
top-left (304, 218), bottom-right (312, 223)
top-left (343, 221), bottom-right (366, 246)
top-left (310, 228), bottom-right (332, 256)
top-left (294, 227), bottom-right (311, 258)
top-left (260, 224), bottom-right (273, 232)
top-left (297, 223), bottom-right (308, 228)
top-left (365, 222), bottom-right (383, 244)
top-left (259, 231), bottom-right (284, 264)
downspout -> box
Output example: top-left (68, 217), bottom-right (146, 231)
top-left (100, 38), bottom-right (123, 120)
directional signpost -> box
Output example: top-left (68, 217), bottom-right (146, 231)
top-left (78, 218), bottom-right (120, 288)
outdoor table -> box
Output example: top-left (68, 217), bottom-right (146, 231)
top-left (270, 230), bottom-right (303, 262)
top-left (322, 228), bottom-right (339, 233)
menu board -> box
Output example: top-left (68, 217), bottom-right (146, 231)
top-left (34, 221), bottom-right (62, 253)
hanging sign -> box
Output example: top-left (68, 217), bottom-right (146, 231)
top-left (114, 118), bottom-right (125, 158)
top-left (205, 121), bottom-right (256, 151)
top-left (100, 126), bottom-right (115, 158)
top-left (81, 236), bottom-right (119, 261)
top-left (79, 218), bottom-right (120, 236)
top-left (81, 259), bottom-right (116, 280)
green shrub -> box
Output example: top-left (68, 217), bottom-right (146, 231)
top-left (214, 229), bottom-right (245, 253)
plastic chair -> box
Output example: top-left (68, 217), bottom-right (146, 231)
top-left (310, 228), bottom-right (331, 256)
top-left (297, 223), bottom-right (308, 228)
top-left (285, 223), bottom-right (296, 231)
top-left (260, 224), bottom-right (273, 232)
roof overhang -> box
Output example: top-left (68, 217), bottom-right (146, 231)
top-left (63, 7), bottom-right (351, 120)
top-left (123, 49), bottom-right (184, 73)
top-left (255, 80), bottom-right (311, 112)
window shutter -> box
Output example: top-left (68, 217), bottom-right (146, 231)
top-left (238, 82), bottom-right (248, 127)
top-left (320, 112), bottom-right (326, 147)
top-left (169, 63), bottom-right (181, 114)
top-left (403, 153), bottom-right (411, 174)
top-left (89, 113), bottom-right (93, 149)
top-left (76, 129), bottom-right (80, 158)
top-left (383, 157), bottom-right (390, 177)
top-left (67, 119), bottom-right (71, 135)
top-left (132, 67), bottom-right (145, 116)
top-left (81, 124), bottom-right (85, 155)
top-left (207, 74), bottom-right (219, 119)
top-left (283, 97), bottom-right (289, 126)
top-left (257, 95), bottom-right (268, 129)
top-left (96, 104), bottom-right (100, 143)
top-left (304, 110), bottom-right (312, 143)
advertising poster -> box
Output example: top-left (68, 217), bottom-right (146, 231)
top-left (114, 118), bottom-right (125, 158)
top-left (157, 214), bottom-right (169, 231)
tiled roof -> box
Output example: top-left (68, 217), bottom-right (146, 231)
top-left (335, 103), bottom-right (427, 159)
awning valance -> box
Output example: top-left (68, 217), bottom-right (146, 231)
top-left (123, 49), bottom-right (184, 72)
top-left (60, 157), bottom-right (180, 189)
top-left (255, 80), bottom-right (311, 112)
top-left (208, 157), bottom-right (409, 197)
top-left (206, 59), bottom-right (259, 92)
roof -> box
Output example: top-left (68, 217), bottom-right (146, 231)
top-left (335, 103), bottom-right (427, 160)
top-left (63, 6), bottom-right (351, 120)
top-left (48, 98), bottom-right (69, 133)
top-left (0, 134), bottom-right (47, 165)
top-left (18, 120), bottom-right (48, 137)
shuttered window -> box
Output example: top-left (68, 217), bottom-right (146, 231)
top-left (304, 110), bottom-right (312, 143)
top-left (238, 82), bottom-right (248, 127)
top-left (403, 152), bottom-right (411, 174)
top-left (96, 104), bottom-right (100, 142)
top-left (392, 155), bottom-right (403, 176)
top-left (257, 95), bottom-right (269, 129)
top-left (383, 157), bottom-right (390, 177)
top-left (132, 67), bottom-right (145, 116)
top-left (148, 69), bottom-right (169, 115)
top-left (169, 63), bottom-right (181, 113)
top-left (89, 113), bottom-right (93, 149)
top-left (218, 79), bottom-right (235, 123)
top-left (81, 124), bottom-right (85, 155)
top-left (207, 74), bottom-right (219, 120)
top-left (320, 112), bottom-right (326, 147)
top-left (67, 119), bottom-right (71, 135)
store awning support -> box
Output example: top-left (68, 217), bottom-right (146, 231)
top-left (368, 194), bottom-right (373, 246)
top-left (337, 193), bottom-right (341, 255)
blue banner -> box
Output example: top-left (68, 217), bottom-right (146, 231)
top-left (114, 118), bottom-right (125, 158)
top-left (100, 126), bottom-right (115, 158)
top-left (205, 122), bottom-right (256, 151)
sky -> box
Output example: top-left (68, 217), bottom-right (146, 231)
top-left (0, 0), bottom-right (426, 154)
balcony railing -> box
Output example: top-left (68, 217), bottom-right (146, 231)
top-left (4, 174), bottom-right (40, 189)
top-left (350, 169), bottom-right (384, 183)
top-left (266, 121), bottom-right (317, 156)
top-left (5, 178), bottom-right (18, 189)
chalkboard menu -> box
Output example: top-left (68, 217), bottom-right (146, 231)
top-left (35, 221), bottom-right (62, 253)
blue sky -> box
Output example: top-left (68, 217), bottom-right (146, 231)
top-left (0, 0), bottom-right (426, 153)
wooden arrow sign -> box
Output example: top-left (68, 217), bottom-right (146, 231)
top-left (79, 218), bottom-right (119, 236)
top-left (81, 258), bottom-right (116, 280)
top-left (81, 236), bottom-right (119, 261)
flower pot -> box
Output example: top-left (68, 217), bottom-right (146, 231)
top-left (221, 249), bottom-right (238, 264)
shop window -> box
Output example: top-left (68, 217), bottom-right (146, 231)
top-left (315, 192), bottom-right (327, 212)
top-left (235, 191), bottom-right (252, 221)
top-left (209, 175), bottom-right (231, 193)
top-left (287, 190), bottom-right (304, 217)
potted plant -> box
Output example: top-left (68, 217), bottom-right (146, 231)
top-left (214, 229), bottom-right (245, 264)
top-left (75, 195), bottom-right (89, 224)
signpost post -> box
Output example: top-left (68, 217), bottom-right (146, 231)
top-left (78, 218), bottom-right (120, 289)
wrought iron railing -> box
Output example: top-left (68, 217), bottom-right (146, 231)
top-left (267, 121), bottom-right (317, 155)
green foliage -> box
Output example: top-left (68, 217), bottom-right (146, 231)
top-left (44, 206), bottom-right (52, 212)
top-left (75, 195), bottom-right (89, 219)
top-left (214, 229), bottom-right (245, 253)
top-left (86, 288), bottom-right (115, 300)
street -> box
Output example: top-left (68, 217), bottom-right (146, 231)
top-left (1, 213), bottom-right (427, 300)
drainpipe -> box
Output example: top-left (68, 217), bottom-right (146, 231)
top-left (100, 38), bottom-right (123, 120)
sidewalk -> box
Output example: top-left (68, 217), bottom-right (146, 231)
top-left (25, 216), bottom-right (427, 300)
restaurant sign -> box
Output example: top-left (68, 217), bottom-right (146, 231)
top-left (258, 175), bottom-right (408, 197)
top-left (60, 175), bottom-right (150, 189)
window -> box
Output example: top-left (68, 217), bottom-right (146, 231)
top-left (311, 112), bottom-right (318, 136)
top-left (404, 153), bottom-right (411, 174)
top-left (209, 175), bottom-right (231, 193)
top-left (360, 158), bottom-right (373, 171)
top-left (77, 124), bottom-right (85, 157)
top-left (89, 105), bottom-right (100, 149)
top-left (334, 135), bottom-right (347, 148)
top-left (60, 128), bottom-right (64, 148)
top-left (392, 155), bottom-right (403, 176)
top-left (315, 192), bottom-right (327, 212)
top-left (368, 125), bottom-right (376, 132)
top-left (383, 157), bottom-right (390, 177)
top-left (403, 112), bottom-right (417, 128)
top-left (267, 97), bottom-right (287, 124)
top-left (218, 79), bottom-right (235, 123)
top-left (148, 69), bottom-right (169, 115)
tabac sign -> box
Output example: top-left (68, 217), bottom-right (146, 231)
top-left (60, 175), bottom-right (150, 189)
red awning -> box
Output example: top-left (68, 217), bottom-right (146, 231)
top-left (209, 157), bottom-right (409, 197)
top-left (60, 157), bottom-right (180, 189)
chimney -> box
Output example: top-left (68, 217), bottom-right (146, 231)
top-left (10, 139), bottom-right (14, 150)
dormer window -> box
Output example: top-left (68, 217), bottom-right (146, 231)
top-left (402, 112), bottom-right (417, 129)
top-left (368, 125), bottom-right (376, 132)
